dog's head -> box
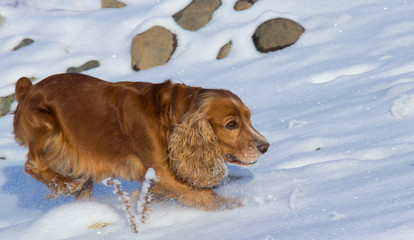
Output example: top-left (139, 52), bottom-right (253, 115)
top-left (168, 89), bottom-right (269, 188)
top-left (203, 90), bottom-right (269, 165)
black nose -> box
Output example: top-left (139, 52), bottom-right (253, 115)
top-left (257, 142), bottom-right (270, 154)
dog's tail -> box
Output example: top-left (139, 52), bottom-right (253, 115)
top-left (15, 77), bottom-right (33, 102)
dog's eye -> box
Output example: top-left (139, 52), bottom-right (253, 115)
top-left (225, 120), bottom-right (238, 130)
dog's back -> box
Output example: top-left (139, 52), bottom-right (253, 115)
top-left (14, 74), bottom-right (108, 148)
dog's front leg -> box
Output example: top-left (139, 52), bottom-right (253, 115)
top-left (152, 169), bottom-right (242, 211)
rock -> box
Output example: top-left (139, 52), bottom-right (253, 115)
top-left (217, 41), bottom-right (232, 59)
top-left (102, 0), bottom-right (126, 8)
top-left (173, 0), bottom-right (221, 31)
top-left (234, 0), bottom-right (257, 11)
top-left (0, 15), bottom-right (5, 27)
top-left (252, 18), bottom-right (305, 53)
top-left (67, 60), bottom-right (100, 73)
top-left (0, 93), bottom-right (15, 116)
top-left (131, 26), bottom-right (177, 71)
top-left (12, 38), bottom-right (34, 51)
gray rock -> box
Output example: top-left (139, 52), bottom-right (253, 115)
top-left (131, 26), bottom-right (177, 71)
top-left (173, 0), bottom-right (221, 31)
top-left (252, 18), bottom-right (305, 53)
top-left (102, 0), bottom-right (126, 8)
top-left (234, 0), bottom-right (257, 11)
top-left (217, 41), bottom-right (232, 60)
top-left (0, 93), bottom-right (15, 116)
top-left (67, 60), bottom-right (100, 73)
top-left (0, 15), bottom-right (5, 27)
top-left (12, 38), bottom-right (34, 51)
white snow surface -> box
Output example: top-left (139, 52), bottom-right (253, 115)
top-left (1, 0), bottom-right (414, 239)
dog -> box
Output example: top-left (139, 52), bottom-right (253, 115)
top-left (13, 73), bottom-right (269, 210)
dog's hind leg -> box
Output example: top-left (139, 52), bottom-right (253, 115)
top-left (74, 178), bottom-right (93, 200)
top-left (24, 149), bottom-right (89, 199)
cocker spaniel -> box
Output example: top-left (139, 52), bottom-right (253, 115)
top-left (13, 73), bottom-right (269, 210)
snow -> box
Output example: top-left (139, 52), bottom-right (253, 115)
top-left (20, 202), bottom-right (122, 240)
top-left (1, 0), bottom-right (414, 239)
top-left (391, 94), bottom-right (414, 119)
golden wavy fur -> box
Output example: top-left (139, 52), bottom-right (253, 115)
top-left (168, 99), bottom-right (227, 188)
top-left (13, 73), bottom-right (269, 210)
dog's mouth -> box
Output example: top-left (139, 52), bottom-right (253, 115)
top-left (225, 154), bottom-right (257, 166)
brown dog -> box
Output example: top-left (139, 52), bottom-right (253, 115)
top-left (13, 73), bottom-right (269, 210)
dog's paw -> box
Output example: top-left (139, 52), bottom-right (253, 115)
top-left (207, 195), bottom-right (243, 210)
top-left (45, 189), bottom-right (59, 200)
top-left (46, 177), bottom-right (87, 198)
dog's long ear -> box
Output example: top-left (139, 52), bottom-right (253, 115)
top-left (168, 109), bottom-right (227, 188)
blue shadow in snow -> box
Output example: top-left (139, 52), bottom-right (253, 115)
top-left (2, 164), bottom-right (253, 211)
top-left (2, 166), bottom-right (73, 210)
top-left (1, 166), bottom-right (141, 211)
